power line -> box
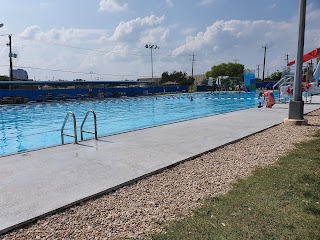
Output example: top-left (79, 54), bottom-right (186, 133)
top-left (0, 64), bottom-right (143, 78)
top-left (15, 35), bottom-right (185, 59)
top-left (16, 35), bottom-right (148, 57)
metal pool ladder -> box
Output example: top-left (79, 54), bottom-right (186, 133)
top-left (80, 110), bottom-right (98, 141)
top-left (61, 111), bottom-right (78, 144)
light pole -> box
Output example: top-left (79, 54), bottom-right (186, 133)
top-left (262, 45), bottom-right (268, 81)
top-left (145, 44), bottom-right (159, 85)
top-left (7, 35), bottom-right (13, 81)
top-left (285, 0), bottom-right (307, 125)
top-left (0, 23), bottom-right (3, 28)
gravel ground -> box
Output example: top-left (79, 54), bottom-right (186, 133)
top-left (2, 109), bottom-right (320, 240)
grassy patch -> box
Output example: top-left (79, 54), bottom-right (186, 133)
top-left (152, 132), bottom-right (320, 240)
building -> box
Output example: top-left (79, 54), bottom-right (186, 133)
top-left (163, 81), bottom-right (178, 87)
top-left (193, 74), bottom-right (206, 86)
top-left (137, 77), bottom-right (161, 86)
top-left (12, 69), bottom-right (29, 81)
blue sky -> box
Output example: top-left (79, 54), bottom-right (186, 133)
top-left (0, 0), bottom-right (319, 81)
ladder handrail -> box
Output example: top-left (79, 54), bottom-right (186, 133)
top-left (279, 76), bottom-right (293, 88)
top-left (276, 76), bottom-right (294, 102)
top-left (272, 77), bottom-right (285, 89)
top-left (272, 75), bottom-right (294, 89)
top-left (61, 111), bottom-right (78, 144)
top-left (80, 110), bottom-right (98, 141)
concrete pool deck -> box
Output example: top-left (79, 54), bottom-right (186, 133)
top-left (1, 96), bottom-right (320, 234)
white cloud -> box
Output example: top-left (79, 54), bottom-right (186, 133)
top-left (2, 4), bottom-right (319, 81)
top-left (39, 2), bottom-right (52, 7)
top-left (200, 0), bottom-right (215, 6)
top-left (171, 8), bottom-right (320, 74)
top-left (306, 3), bottom-right (320, 22)
top-left (166, 0), bottom-right (174, 8)
top-left (18, 26), bottom-right (108, 44)
top-left (109, 15), bottom-right (165, 41)
top-left (105, 44), bottom-right (129, 60)
top-left (2, 21), bottom-right (172, 80)
top-left (99, 0), bottom-right (128, 12)
top-left (19, 25), bottom-right (41, 39)
top-left (269, 3), bottom-right (277, 9)
top-left (139, 28), bottom-right (170, 47)
top-left (181, 27), bottom-right (197, 36)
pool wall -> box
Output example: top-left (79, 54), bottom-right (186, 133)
top-left (0, 86), bottom-right (189, 102)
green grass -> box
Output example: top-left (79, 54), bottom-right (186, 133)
top-left (151, 132), bottom-right (320, 240)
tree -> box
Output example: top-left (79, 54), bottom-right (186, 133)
top-left (205, 71), bottom-right (211, 79)
top-left (201, 79), bottom-right (209, 85)
top-left (160, 71), bottom-right (194, 86)
top-left (207, 62), bottom-right (244, 78)
top-left (269, 70), bottom-right (282, 82)
top-left (179, 76), bottom-right (194, 86)
top-left (160, 71), bottom-right (170, 83)
top-left (0, 75), bottom-right (9, 81)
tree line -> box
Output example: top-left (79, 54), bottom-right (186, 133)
top-left (160, 71), bottom-right (194, 86)
top-left (159, 62), bottom-right (282, 87)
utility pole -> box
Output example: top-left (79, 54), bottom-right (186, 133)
top-left (189, 52), bottom-right (197, 78)
top-left (285, 0), bottom-right (307, 125)
top-left (256, 64), bottom-right (260, 78)
top-left (285, 53), bottom-right (290, 74)
top-left (7, 35), bottom-right (13, 81)
top-left (285, 53), bottom-right (289, 66)
top-left (262, 45), bottom-right (268, 81)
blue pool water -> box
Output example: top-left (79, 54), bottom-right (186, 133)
top-left (0, 92), bottom-right (261, 156)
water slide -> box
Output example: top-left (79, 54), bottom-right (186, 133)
top-left (313, 61), bottom-right (320, 81)
top-left (287, 48), bottom-right (319, 66)
top-left (286, 48), bottom-right (320, 95)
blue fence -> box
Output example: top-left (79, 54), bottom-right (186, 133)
top-left (0, 86), bottom-right (189, 102)
top-left (196, 85), bottom-right (207, 92)
top-left (256, 81), bottom-right (276, 89)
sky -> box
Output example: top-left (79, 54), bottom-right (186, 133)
top-left (0, 0), bottom-right (319, 81)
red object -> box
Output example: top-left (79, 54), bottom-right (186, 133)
top-left (262, 91), bottom-right (276, 108)
top-left (287, 48), bottom-right (319, 66)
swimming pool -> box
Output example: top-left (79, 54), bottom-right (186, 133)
top-left (0, 92), bottom-right (260, 156)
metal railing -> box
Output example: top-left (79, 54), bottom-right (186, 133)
top-left (272, 75), bottom-right (294, 90)
top-left (61, 111), bottom-right (78, 144)
top-left (273, 76), bottom-right (294, 103)
top-left (80, 110), bottom-right (98, 141)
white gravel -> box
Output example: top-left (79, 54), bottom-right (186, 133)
top-left (2, 109), bottom-right (320, 240)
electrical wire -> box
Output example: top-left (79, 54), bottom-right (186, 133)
top-left (15, 34), bottom-right (183, 58)
top-left (0, 64), bottom-right (150, 78)
top-left (17, 35), bottom-right (149, 57)
top-left (0, 35), bottom-right (194, 78)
